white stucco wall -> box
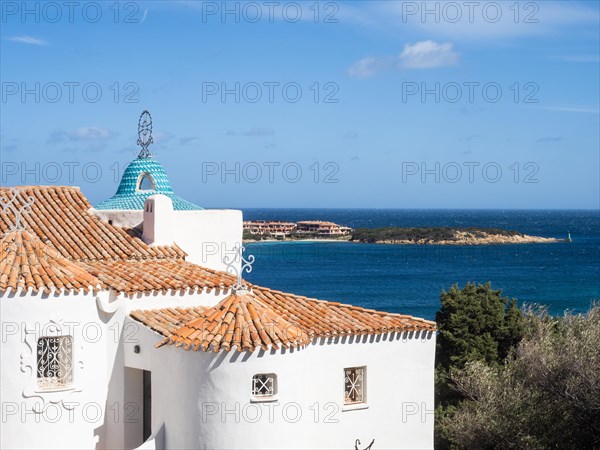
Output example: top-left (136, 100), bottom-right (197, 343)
top-left (159, 209), bottom-right (243, 272)
top-left (100, 288), bottom-right (235, 450)
top-left (0, 290), bottom-right (111, 450)
top-left (124, 321), bottom-right (436, 450)
top-left (0, 286), bottom-right (236, 450)
top-left (1, 286), bottom-right (435, 450)
top-left (91, 206), bottom-right (243, 273)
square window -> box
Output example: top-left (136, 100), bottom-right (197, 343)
top-left (37, 336), bottom-right (73, 390)
top-left (344, 366), bottom-right (366, 405)
top-left (252, 373), bottom-right (277, 398)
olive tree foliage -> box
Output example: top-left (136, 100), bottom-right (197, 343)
top-left (440, 304), bottom-right (600, 449)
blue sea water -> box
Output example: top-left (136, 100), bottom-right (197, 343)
top-left (243, 209), bottom-right (600, 321)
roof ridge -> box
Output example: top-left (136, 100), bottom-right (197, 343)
top-left (0, 185), bottom-right (81, 190)
top-left (0, 229), bottom-right (101, 294)
top-left (162, 290), bottom-right (311, 352)
top-left (248, 283), bottom-right (436, 324)
top-left (0, 185), bottom-right (186, 262)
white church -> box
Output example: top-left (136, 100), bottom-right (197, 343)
top-left (0, 112), bottom-right (436, 450)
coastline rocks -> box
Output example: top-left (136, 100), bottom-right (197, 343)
top-left (362, 231), bottom-right (560, 245)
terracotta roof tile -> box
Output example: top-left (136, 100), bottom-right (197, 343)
top-left (158, 291), bottom-right (311, 352)
top-left (0, 186), bottom-right (185, 262)
top-left (130, 306), bottom-right (209, 336)
top-left (0, 230), bottom-right (100, 294)
top-left (247, 284), bottom-right (438, 337)
top-left (81, 259), bottom-right (235, 295)
top-left (130, 286), bottom-right (436, 353)
top-left (3, 185), bottom-right (437, 341)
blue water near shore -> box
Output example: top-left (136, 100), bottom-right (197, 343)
top-left (243, 209), bottom-right (600, 320)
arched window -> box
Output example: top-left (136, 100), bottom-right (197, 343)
top-left (137, 173), bottom-right (155, 191)
top-left (37, 336), bottom-right (74, 390)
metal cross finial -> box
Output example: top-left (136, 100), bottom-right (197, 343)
top-left (0, 188), bottom-right (35, 232)
top-left (137, 110), bottom-right (154, 158)
top-left (223, 243), bottom-right (255, 292)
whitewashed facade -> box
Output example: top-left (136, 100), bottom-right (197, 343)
top-left (1, 284), bottom-right (434, 450)
top-left (0, 119), bottom-right (436, 449)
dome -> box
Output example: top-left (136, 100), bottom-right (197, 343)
top-left (95, 157), bottom-right (202, 211)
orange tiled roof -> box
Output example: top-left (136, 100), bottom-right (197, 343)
top-left (0, 230), bottom-right (100, 294)
top-left (0, 186), bottom-right (185, 262)
top-left (81, 259), bottom-right (235, 295)
top-left (2, 185), bottom-right (437, 342)
top-left (131, 306), bottom-right (210, 336)
top-left (250, 285), bottom-right (436, 335)
top-left (130, 285), bottom-right (436, 352)
top-left (161, 291), bottom-right (311, 352)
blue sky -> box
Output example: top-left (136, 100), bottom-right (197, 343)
top-left (1, 0), bottom-right (599, 209)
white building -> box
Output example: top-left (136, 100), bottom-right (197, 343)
top-left (0, 113), bottom-right (436, 450)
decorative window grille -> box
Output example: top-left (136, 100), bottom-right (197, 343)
top-left (252, 373), bottom-right (277, 398)
top-left (344, 366), bottom-right (366, 405)
top-left (37, 336), bottom-right (73, 390)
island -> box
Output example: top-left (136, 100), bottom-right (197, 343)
top-left (243, 221), bottom-right (560, 245)
top-left (349, 227), bottom-right (560, 245)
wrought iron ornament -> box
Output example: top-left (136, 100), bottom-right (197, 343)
top-left (137, 110), bottom-right (154, 158)
top-left (223, 243), bottom-right (255, 291)
top-left (37, 336), bottom-right (74, 390)
top-left (0, 188), bottom-right (34, 231)
top-left (345, 367), bottom-right (366, 404)
top-left (252, 374), bottom-right (275, 397)
top-left (355, 439), bottom-right (375, 450)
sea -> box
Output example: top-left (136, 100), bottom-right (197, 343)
top-left (242, 209), bottom-right (600, 321)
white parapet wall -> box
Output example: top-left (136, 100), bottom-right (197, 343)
top-left (92, 198), bottom-right (243, 273)
top-left (174, 209), bottom-right (243, 271)
top-left (141, 196), bottom-right (243, 272)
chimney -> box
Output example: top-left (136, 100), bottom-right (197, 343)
top-left (142, 194), bottom-right (174, 246)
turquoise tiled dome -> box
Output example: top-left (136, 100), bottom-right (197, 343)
top-left (95, 157), bottom-right (202, 211)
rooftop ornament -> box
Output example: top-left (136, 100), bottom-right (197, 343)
top-left (137, 110), bottom-right (154, 158)
top-left (0, 188), bottom-right (34, 232)
top-left (223, 244), bottom-right (255, 292)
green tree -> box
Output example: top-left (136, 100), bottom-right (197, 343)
top-left (434, 283), bottom-right (525, 448)
top-left (436, 283), bottom-right (524, 384)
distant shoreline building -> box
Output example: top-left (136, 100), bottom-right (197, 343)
top-left (243, 220), bottom-right (297, 238)
top-left (0, 112), bottom-right (435, 450)
top-left (296, 220), bottom-right (353, 236)
top-left (244, 220), bottom-right (353, 238)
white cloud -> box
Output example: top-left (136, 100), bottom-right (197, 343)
top-left (348, 40), bottom-right (458, 78)
top-left (69, 127), bottom-right (111, 141)
top-left (348, 56), bottom-right (381, 78)
top-left (559, 55), bottom-right (600, 63)
top-left (152, 131), bottom-right (175, 144)
top-left (377, 1), bottom-right (599, 41)
top-left (244, 127), bottom-right (275, 137)
top-left (6, 35), bottom-right (48, 46)
top-left (226, 127), bottom-right (276, 137)
top-left (536, 136), bottom-right (563, 143)
top-left (179, 136), bottom-right (200, 145)
top-left (537, 106), bottom-right (599, 114)
top-left (48, 127), bottom-right (112, 144)
top-left (399, 40), bottom-right (459, 69)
